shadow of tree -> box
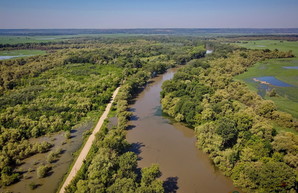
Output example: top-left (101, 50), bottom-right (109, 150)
top-left (163, 176), bottom-right (179, 193)
top-left (126, 124), bottom-right (136, 130)
top-left (129, 142), bottom-right (145, 155)
top-left (129, 142), bottom-right (145, 161)
top-left (129, 115), bottom-right (139, 121)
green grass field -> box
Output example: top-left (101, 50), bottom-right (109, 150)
top-left (0, 36), bottom-right (67, 44)
top-left (0, 49), bottom-right (46, 56)
top-left (235, 40), bottom-right (298, 118)
top-left (234, 40), bottom-right (298, 55)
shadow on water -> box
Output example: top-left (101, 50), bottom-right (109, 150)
top-left (154, 105), bottom-right (163, 116)
top-left (129, 107), bottom-right (136, 112)
top-left (126, 125), bottom-right (136, 130)
top-left (163, 177), bottom-right (179, 193)
top-left (147, 80), bottom-right (155, 85)
top-left (129, 115), bottom-right (139, 121)
top-left (128, 78), bottom-right (159, 105)
top-left (45, 170), bottom-right (54, 178)
top-left (129, 142), bottom-right (145, 156)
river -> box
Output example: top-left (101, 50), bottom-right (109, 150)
top-left (127, 68), bottom-right (238, 193)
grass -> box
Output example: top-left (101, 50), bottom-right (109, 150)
top-left (234, 40), bottom-right (298, 118)
top-left (234, 40), bottom-right (298, 55)
top-left (0, 36), bottom-right (65, 44)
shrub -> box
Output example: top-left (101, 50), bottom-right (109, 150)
top-left (36, 165), bottom-right (51, 178)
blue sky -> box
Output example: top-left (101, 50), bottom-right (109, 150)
top-left (1, 0), bottom-right (298, 28)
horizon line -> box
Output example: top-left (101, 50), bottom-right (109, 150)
top-left (1, 27), bottom-right (298, 30)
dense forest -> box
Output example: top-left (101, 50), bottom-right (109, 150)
top-left (161, 43), bottom-right (297, 192)
top-left (0, 36), bottom-right (206, 189)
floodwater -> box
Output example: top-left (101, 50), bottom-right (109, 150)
top-left (1, 122), bottom-right (93, 193)
top-left (127, 68), bottom-right (239, 193)
top-left (254, 76), bottom-right (293, 87)
top-left (0, 55), bottom-right (26, 60)
top-left (283, 66), bottom-right (298, 69)
top-left (206, 50), bottom-right (213, 54)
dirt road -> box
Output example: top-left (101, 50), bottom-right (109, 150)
top-left (59, 87), bottom-right (120, 193)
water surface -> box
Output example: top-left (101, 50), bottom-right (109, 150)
top-left (0, 55), bottom-right (28, 60)
top-left (206, 50), bottom-right (213, 54)
top-left (1, 122), bottom-right (93, 193)
top-left (283, 66), bottom-right (298, 69)
top-left (127, 68), bottom-right (238, 193)
top-left (254, 76), bottom-right (293, 87)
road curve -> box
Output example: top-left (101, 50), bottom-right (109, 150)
top-left (59, 87), bottom-right (120, 193)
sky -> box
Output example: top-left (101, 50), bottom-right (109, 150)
top-left (0, 0), bottom-right (298, 29)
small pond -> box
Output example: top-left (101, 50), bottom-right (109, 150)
top-left (0, 55), bottom-right (28, 60)
top-left (283, 66), bottom-right (298, 69)
top-left (254, 76), bottom-right (293, 87)
top-left (206, 50), bottom-right (213, 54)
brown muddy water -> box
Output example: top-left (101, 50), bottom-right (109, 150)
top-left (1, 122), bottom-right (93, 193)
top-left (127, 68), bottom-right (239, 193)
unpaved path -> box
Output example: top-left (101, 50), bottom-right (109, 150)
top-left (59, 87), bottom-right (120, 193)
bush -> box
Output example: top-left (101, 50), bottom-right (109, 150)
top-left (36, 165), bottom-right (51, 178)
top-left (46, 151), bottom-right (57, 163)
top-left (29, 182), bottom-right (38, 190)
top-left (64, 131), bottom-right (71, 139)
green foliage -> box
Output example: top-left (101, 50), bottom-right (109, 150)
top-left (29, 182), bottom-right (38, 190)
top-left (140, 164), bottom-right (161, 186)
top-left (36, 165), bottom-right (51, 178)
top-left (0, 172), bottom-right (19, 186)
top-left (216, 117), bottom-right (238, 148)
top-left (64, 131), bottom-right (71, 139)
top-left (46, 148), bottom-right (62, 163)
top-left (106, 178), bottom-right (136, 193)
top-left (232, 161), bottom-right (296, 192)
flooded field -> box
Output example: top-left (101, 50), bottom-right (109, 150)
top-left (0, 55), bottom-right (28, 60)
top-left (1, 122), bottom-right (93, 193)
top-left (254, 76), bottom-right (293, 87)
